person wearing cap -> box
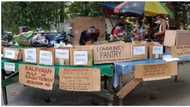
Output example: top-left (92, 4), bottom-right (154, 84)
top-left (154, 15), bottom-right (169, 44)
top-left (132, 17), bottom-right (145, 41)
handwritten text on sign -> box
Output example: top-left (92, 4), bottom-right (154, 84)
top-left (59, 68), bottom-right (100, 92)
top-left (173, 45), bottom-right (190, 57)
top-left (134, 62), bottom-right (177, 81)
top-left (19, 64), bottom-right (54, 90)
top-left (98, 45), bottom-right (123, 59)
top-left (93, 42), bottom-right (131, 64)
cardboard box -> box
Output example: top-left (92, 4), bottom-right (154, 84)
top-left (166, 45), bottom-right (190, 57)
top-left (55, 48), bottom-right (70, 65)
top-left (3, 47), bottom-right (22, 60)
top-left (59, 68), bottom-right (101, 92)
top-left (70, 46), bottom-right (93, 66)
top-left (148, 42), bottom-right (163, 59)
top-left (131, 41), bottom-right (148, 60)
top-left (164, 30), bottom-right (190, 47)
top-left (134, 62), bottom-right (177, 81)
top-left (23, 48), bottom-right (38, 64)
top-left (38, 48), bottom-right (55, 65)
top-left (93, 41), bottom-right (131, 64)
top-left (71, 16), bottom-right (106, 45)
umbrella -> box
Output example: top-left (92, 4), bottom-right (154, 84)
top-left (99, 2), bottom-right (118, 10)
top-left (161, 3), bottom-right (175, 18)
top-left (114, 2), bottom-right (169, 17)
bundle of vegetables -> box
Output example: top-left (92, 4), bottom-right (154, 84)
top-left (14, 31), bottom-right (34, 46)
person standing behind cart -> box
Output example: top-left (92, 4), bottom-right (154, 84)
top-left (132, 18), bottom-right (145, 41)
top-left (154, 15), bottom-right (169, 44)
top-left (79, 26), bottom-right (99, 45)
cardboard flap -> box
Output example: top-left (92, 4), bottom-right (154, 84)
top-left (164, 30), bottom-right (177, 46)
top-left (164, 30), bottom-right (190, 47)
top-left (134, 62), bottom-right (177, 81)
top-left (176, 30), bottom-right (190, 46)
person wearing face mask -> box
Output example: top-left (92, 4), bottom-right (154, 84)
top-left (132, 17), bottom-right (145, 41)
top-left (154, 15), bottom-right (169, 44)
top-left (79, 26), bottom-right (99, 45)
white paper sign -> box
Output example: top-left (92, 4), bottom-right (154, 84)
top-left (4, 49), bottom-right (16, 59)
top-left (163, 55), bottom-right (180, 62)
top-left (133, 46), bottom-right (145, 55)
top-left (39, 50), bottom-right (53, 65)
top-left (73, 51), bottom-right (88, 65)
top-left (153, 46), bottom-right (163, 54)
top-left (4, 62), bottom-right (15, 72)
top-left (24, 48), bottom-right (37, 63)
top-left (55, 49), bottom-right (69, 59)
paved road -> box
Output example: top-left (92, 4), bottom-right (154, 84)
top-left (2, 62), bottom-right (190, 105)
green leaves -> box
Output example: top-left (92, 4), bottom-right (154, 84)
top-left (2, 2), bottom-right (102, 34)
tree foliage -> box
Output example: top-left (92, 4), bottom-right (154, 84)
top-left (2, 2), bottom-right (190, 33)
top-left (2, 2), bottom-right (102, 33)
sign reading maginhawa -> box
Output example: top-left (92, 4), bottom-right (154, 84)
top-left (59, 68), bottom-right (101, 92)
top-left (19, 64), bottom-right (55, 90)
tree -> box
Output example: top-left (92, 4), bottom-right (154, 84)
top-left (2, 2), bottom-right (67, 33)
top-left (2, 2), bottom-right (102, 33)
top-left (171, 2), bottom-right (190, 29)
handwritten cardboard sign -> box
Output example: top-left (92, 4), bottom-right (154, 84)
top-left (93, 42), bottom-right (131, 64)
top-left (23, 48), bottom-right (37, 63)
top-left (59, 68), bottom-right (100, 92)
top-left (19, 64), bottom-right (55, 90)
top-left (134, 62), bottom-right (177, 81)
